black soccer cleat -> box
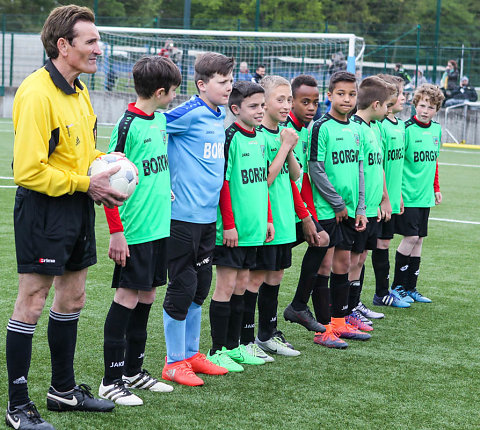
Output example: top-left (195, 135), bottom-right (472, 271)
top-left (47, 384), bottom-right (114, 413)
top-left (6, 401), bottom-right (55, 430)
top-left (283, 304), bottom-right (326, 333)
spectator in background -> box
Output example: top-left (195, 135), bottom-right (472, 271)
top-left (415, 69), bottom-right (428, 87)
top-left (394, 63), bottom-right (412, 86)
top-left (159, 39), bottom-right (181, 64)
top-left (237, 61), bottom-right (252, 81)
top-left (251, 64), bottom-right (266, 83)
top-left (328, 51), bottom-right (347, 74)
top-left (444, 76), bottom-right (478, 107)
top-left (440, 59), bottom-right (459, 100)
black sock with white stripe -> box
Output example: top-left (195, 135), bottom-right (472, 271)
top-left (6, 319), bottom-right (36, 407)
top-left (392, 251), bottom-right (410, 289)
top-left (48, 310), bottom-right (79, 392)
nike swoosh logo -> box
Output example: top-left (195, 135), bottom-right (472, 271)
top-left (47, 393), bottom-right (78, 406)
top-left (6, 414), bottom-right (20, 429)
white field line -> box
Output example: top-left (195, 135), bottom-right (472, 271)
top-left (441, 149), bottom-right (480, 155)
top-left (0, 185), bottom-right (16, 188)
top-left (0, 176), bottom-right (13, 180)
top-left (438, 162), bottom-right (480, 168)
top-left (430, 217), bottom-right (480, 225)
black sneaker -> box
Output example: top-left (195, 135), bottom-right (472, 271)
top-left (284, 304), bottom-right (326, 333)
top-left (47, 384), bottom-right (114, 412)
top-left (6, 401), bottom-right (55, 429)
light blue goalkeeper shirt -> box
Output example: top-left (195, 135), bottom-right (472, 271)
top-left (164, 95), bottom-right (226, 224)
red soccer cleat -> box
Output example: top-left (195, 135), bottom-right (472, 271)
top-left (185, 352), bottom-right (228, 375)
top-left (162, 358), bottom-right (204, 386)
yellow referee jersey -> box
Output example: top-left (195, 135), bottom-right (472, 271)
top-left (13, 59), bottom-right (102, 196)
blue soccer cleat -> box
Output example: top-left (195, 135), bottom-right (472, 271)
top-left (391, 286), bottom-right (414, 303)
top-left (373, 293), bottom-right (410, 308)
top-left (406, 288), bottom-right (432, 303)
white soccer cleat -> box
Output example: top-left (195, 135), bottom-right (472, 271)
top-left (255, 336), bottom-right (301, 357)
top-left (98, 379), bottom-right (143, 406)
top-left (123, 369), bottom-right (173, 393)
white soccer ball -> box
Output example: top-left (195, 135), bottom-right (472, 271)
top-left (88, 154), bottom-right (137, 198)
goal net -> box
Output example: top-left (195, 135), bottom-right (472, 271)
top-left (93, 27), bottom-right (364, 98)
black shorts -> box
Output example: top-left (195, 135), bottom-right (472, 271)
top-left (293, 217), bottom-right (325, 248)
top-left (378, 216), bottom-right (396, 240)
top-left (320, 217), bottom-right (357, 250)
top-left (395, 207), bottom-right (430, 237)
top-left (318, 218), bottom-right (341, 248)
top-left (351, 217), bottom-right (380, 254)
top-left (213, 245), bottom-right (257, 269)
top-left (252, 244), bottom-right (292, 271)
top-left (112, 238), bottom-right (168, 291)
top-left (14, 187), bottom-right (96, 276)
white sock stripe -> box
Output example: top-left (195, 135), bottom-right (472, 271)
top-left (7, 319), bottom-right (36, 335)
top-left (49, 310), bottom-right (80, 322)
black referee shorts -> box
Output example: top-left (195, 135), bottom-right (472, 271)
top-left (14, 187), bottom-right (96, 276)
top-left (112, 238), bottom-right (168, 291)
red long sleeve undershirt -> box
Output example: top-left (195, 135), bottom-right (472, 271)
top-left (434, 160), bottom-right (440, 192)
top-left (300, 173), bottom-right (318, 221)
top-left (290, 179), bottom-right (309, 219)
top-left (104, 206), bottom-right (124, 234)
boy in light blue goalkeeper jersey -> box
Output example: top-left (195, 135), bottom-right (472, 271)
top-left (161, 53), bottom-right (234, 387)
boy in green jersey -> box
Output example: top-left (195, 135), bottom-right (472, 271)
top-left (309, 71), bottom-right (369, 349)
top-left (369, 75), bottom-right (412, 309)
top-left (244, 75), bottom-right (303, 357)
top-left (207, 81), bottom-right (275, 371)
top-left (99, 56), bottom-right (182, 405)
top-left (347, 76), bottom-right (397, 329)
top-left (390, 84), bottom-right (443, 303)
top-left (281, 75), bottom-right (331, 333)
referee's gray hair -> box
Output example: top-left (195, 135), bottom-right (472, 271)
top-left (260, 75), bottom-right (291, 98)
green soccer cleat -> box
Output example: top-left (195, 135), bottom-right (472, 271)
top-left (226, 344), bottom-right (265, 365)
top-left (206, 347), bottom-right (244, 372)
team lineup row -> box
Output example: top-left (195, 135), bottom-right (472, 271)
top-left (5, 5), bottom-right (443, 429)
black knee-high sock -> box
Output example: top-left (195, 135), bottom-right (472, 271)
top-left (405, 256), bottom-right (421, 291)
top-left (48, 310), bottom-right (79, 392)
top-left (291, 246), bottom-right (328, 311)
top-left (372, 248), bottom-right (390, 297)
top-left (392, 251), bottom-right (410, 289)
top-left (104, 302), bottom-right (132, 385)
top-left (209, 300), bottom-right (230, 353)
top-left (226, 294), bottom-right (244, 350)
top-left (6, 320), bottom-right (35, 407)
top-left (330, 273), bottom-right (349, 318)
top-left (257, 283), bottom-right (280, 342)
top-left (347, 280), bottom-right (361, 313)
top-left (124, 302), bottom-right (152, 377)
top-left (311, 275), bottom-right (330, 326)
top-left (241, 290), bottom-right (257, 345)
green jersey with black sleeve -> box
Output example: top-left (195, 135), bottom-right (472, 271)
top-left (109, 106), bottom-right (170, 244)
top-left (215, 123), bottom-right (269, 246)
top-left (309, 114), bottom-right (363, 220)
top-left (402, 116), bottom-right (441, 208)
top-left (378, 117), bottom-right (405, 214)
top-left (261, 125), bottom-right (296, 245)
top-left (352, 115), bottom-right (384, 218)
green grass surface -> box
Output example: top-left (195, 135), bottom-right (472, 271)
top-left (0, 119), bottom-right (479, 429)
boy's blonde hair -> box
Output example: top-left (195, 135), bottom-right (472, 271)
top-left (260, 75), bottom-right (290, 98)
top-left (377, 74), bottom-right (404, 95)
top-left (412, 84), bottom-right (444, 111)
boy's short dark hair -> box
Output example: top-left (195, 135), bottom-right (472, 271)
top-left (412, 84), bottom-right (444, 111)
top-left (357, 76), bottom-right (397, 110)
top-left (291, 74), bottom-right (318, 98)
top-left (194, 52), bottom-right (234, 87)
top-left (328, 71), bottom-right (356, 92)
top-left (133, 56), bottom-right (182, 99)
top-left (377, 74), bottom-right (403, 95)
top-left (41, 5), bottom-right (95, 59)
top-left (228, 81), bottom-right (264, 114)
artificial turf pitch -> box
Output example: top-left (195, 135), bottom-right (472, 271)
top-left (0, 120), bottom-right (479, 429)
